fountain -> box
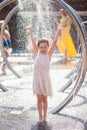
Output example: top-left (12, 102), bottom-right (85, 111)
top-left (0, 1), bottom-right (87, 129)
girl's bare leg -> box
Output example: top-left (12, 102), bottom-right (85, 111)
top-left (37, 95), bottom-right (43, 121)
top-left (42, 95), bottom-right (48, 121)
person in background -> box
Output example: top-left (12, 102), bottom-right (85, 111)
top-left (54, 8), bottom-right (77, 64)
top-left (0, 20), bottom-right (11, 74)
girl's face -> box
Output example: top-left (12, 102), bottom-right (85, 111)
top-left (38, 42), bottom-right (49, 53)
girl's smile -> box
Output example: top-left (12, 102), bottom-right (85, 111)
top-left (38, 42), bottom-right (49, 53)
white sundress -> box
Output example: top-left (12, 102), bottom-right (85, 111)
top-left (33, 51), bottom-right (53, 96)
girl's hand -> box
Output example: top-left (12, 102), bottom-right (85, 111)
top-left (26, 26), bottom-right (32, 32)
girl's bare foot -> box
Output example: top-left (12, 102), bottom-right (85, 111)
top-left (37, 118), bottom-right (42, 123)
top-left (43, 117), bottom-right (49, 123)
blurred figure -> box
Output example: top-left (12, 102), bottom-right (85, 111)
top-left (0, 20), bottom-right (11, 74)
top-left (54, 9), bottom-right (77, 64)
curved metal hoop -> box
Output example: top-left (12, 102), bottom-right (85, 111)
top-left (49, 0), bottom-right (87, 113)
top-left (0, 0), bottom-right (87, 112)
top-left (0, 0), bottom-right (20, 91)
top-left (0, 4), bottom-right (21, 78)
top-left (0, 0), bottom-right (17, 10)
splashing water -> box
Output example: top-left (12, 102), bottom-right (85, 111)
top-left (16, 0), bottom-right (60, 51)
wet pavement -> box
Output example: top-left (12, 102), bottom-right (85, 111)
top-left (0, 53), bottom-right (87, 130)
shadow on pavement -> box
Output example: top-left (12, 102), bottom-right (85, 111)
top-left (31, 121), bottom-right (53, 130)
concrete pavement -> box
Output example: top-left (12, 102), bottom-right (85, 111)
top-left (0, 53), bottom-right (87, 130)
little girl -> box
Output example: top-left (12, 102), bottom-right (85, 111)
top-left (26, 26), bottom-right (60, 122)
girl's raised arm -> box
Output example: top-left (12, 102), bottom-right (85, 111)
top-left (48, 29), bottom-right (61, 56)
top-left (26, 26), bottom-right (38, 54)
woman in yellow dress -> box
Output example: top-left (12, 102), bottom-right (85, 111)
top-left (54, 9), bottom-right (77, 63)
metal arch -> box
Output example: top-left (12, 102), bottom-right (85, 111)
top-left (0, 4), bottom-right (21, 78)
top-left (0, 0), bottom-right (20, 91)
top-left (0, 0), bottom-right (87, 112)
top-left (0, 0), bottom-right (81, 79)
top-left (0, 0), bottom-right (17, 10)
top-left (49, 0), bottom-right (87, 114)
